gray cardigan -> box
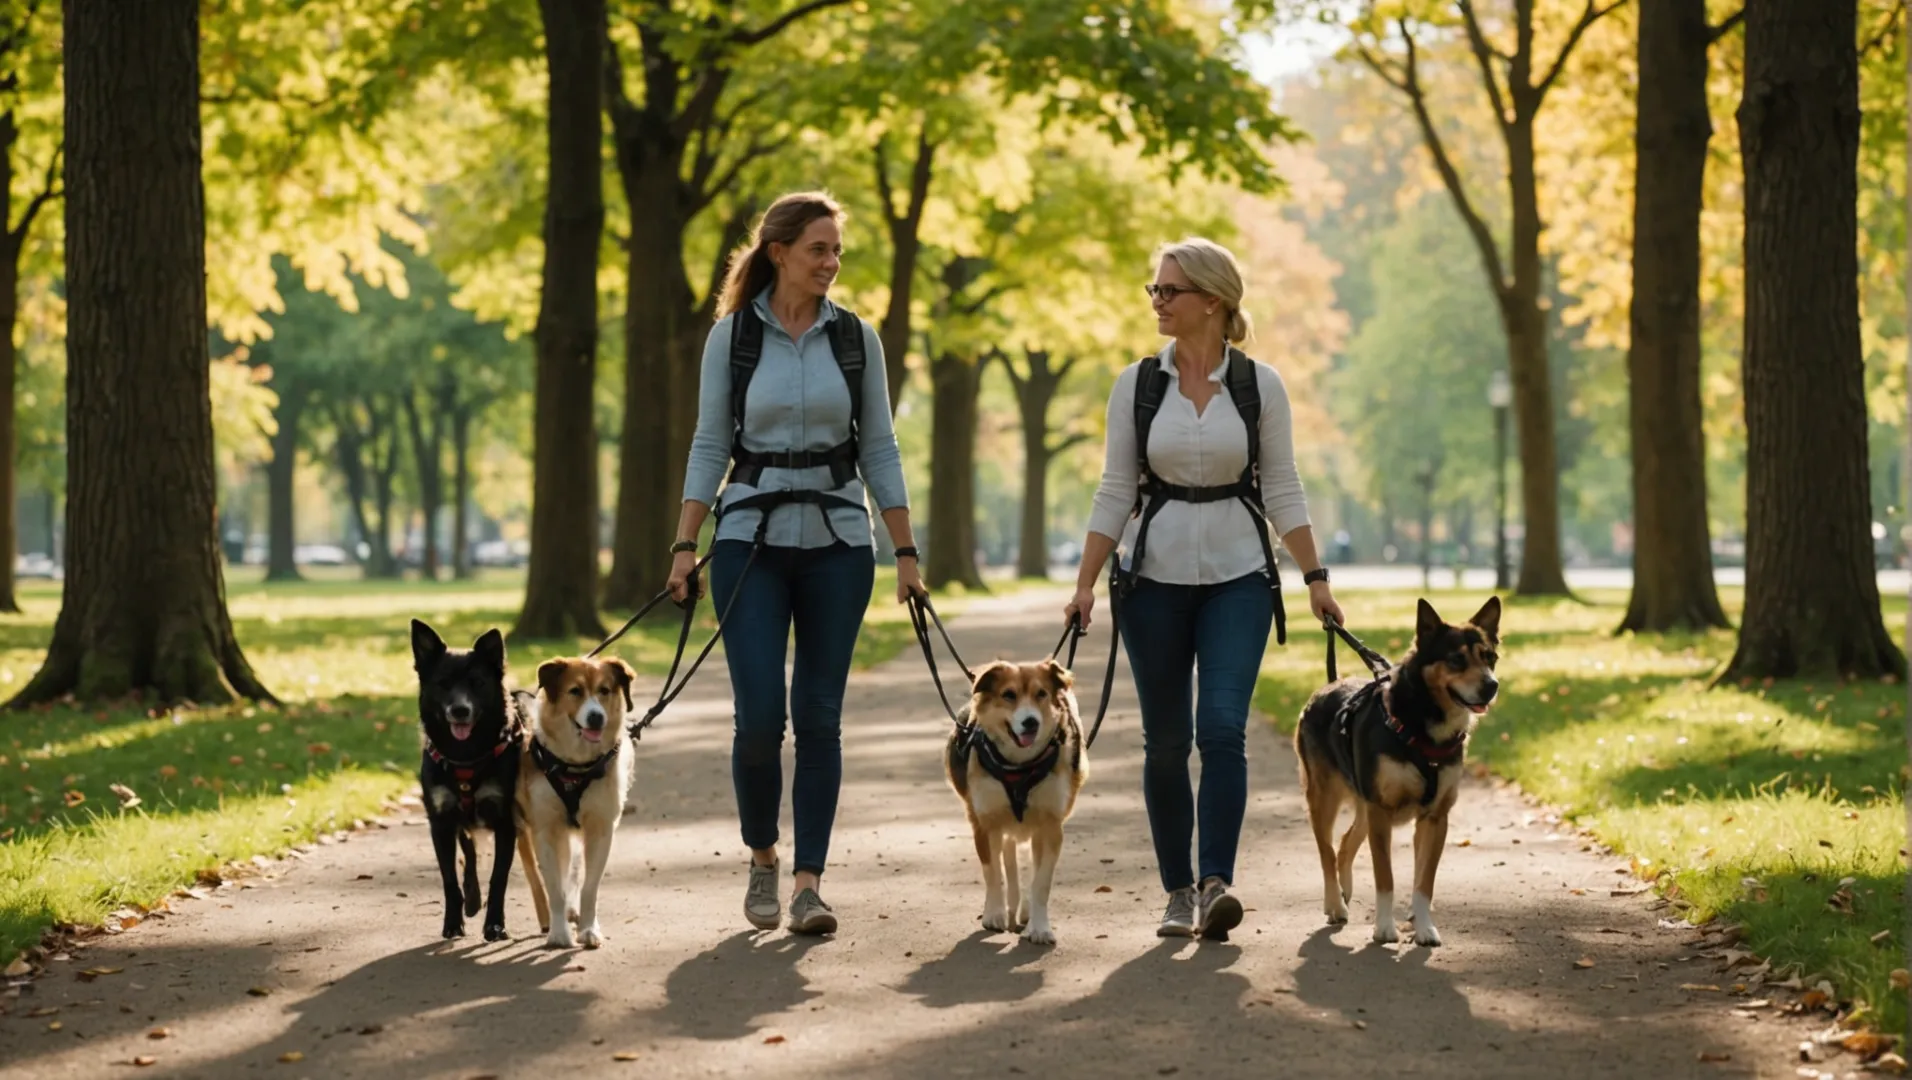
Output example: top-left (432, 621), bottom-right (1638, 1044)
top-left (682, 289), bottom-right (910, 548)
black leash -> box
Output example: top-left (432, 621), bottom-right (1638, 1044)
top-left (907, 590), bottom-right (975, 732)
top-left (624, 538), bottom-right (767, 743)
top-left (1080, 558), bottom-right (1122, 749)
top-left (1324, 617), bottom-right (1393, 683)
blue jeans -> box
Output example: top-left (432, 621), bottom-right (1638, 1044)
top-left (709, 539), bottom-right (874, 878)
top-left (1119, 572), bottom-right (1274, 893)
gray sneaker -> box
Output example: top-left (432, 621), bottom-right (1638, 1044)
top-left (744, 862), bottom-right (781, 930)
top-left (1197, 878), bottom-right (1243, 940)
top-left (1157, 887), bottom-right (1197, 937)
top-left (788, 887), bottom-right (837, 935)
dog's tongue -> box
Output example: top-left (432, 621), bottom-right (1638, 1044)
top-left (1014, 730), bottom-right (1036, 748)
top-left (450, 721), bottom-right (474, 741)
top-left (580, 727), bottom-right (603, 743)
top-left (1467, 703), bottom-right (1490, 715)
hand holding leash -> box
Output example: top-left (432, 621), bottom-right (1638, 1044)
top-left (666, 550), bottom-right (703, 604)
top-left (1309, 579), bottom-right (1343, 628)
top-left (1063, 585), bottom-right (1097, 631)
top-left (895, 556), bottom-right (927, 604)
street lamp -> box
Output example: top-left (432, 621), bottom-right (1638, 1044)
top-left (1487, 369), bottom-right (1512, 591)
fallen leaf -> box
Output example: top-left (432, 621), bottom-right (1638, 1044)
top-left (612, 1051), bottom-right (639, 1061)
top-left (1696, 1051), bottom-right (1731, 1063)
top-left (47, 1020), bottom-right (61, 1031)
top-left (563, 965), bottom-right (584, 973)
top-left (1891, 969), bottom-right (1910, 991)
top-left (1872, 1051), bottom-right (1908, 1075)
top-left (80, 967), bottom-right (122, 977)
top-left (1352, 1019), bottom-right (1368, 1030)
top-left (1679, 984), bottom-right (1721, 992)
top-left (246, 987), bottom-right (272, 997)
top-left (131, 1056), bottom-right (156, 1067)
top-left (62, 790), bottom-right (84, 807)
top-left (27, 1006), bottom-right (57, 1017)
top-left (763, 1035), bottom-right (786, 1044)
top-left (1573, 957), bottom-right (1595, 970)
top-left (1457, 838), bottom-right (1472, 847)
top-left (1841, 1032), bottom-right (1900, 1060)
top-left (1871, 929), bottom-right (1893, 945)
top-left (1799, 990), bottom-right (1829, 1010)
top-left (278, 1051), bottom-right (304, 1063)
top-left (1094, 885), bottom-right (1112, 893)
top-left (147, 1027), bottom-right (171, 1039)
top-left (4, 955), bottom-right (32, 977)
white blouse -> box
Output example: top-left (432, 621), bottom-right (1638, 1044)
top-left (1085, 344), bottom-right (1311, 586)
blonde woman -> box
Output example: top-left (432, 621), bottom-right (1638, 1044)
top-left (1065, 238), bottom-right (1343, 939)
top-left (666, 191), bottom-right (922, 935)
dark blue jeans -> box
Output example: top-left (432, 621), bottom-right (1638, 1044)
top-left (1120, 572), bottom-right (1274, 893)
top-left (709, 539), bottom-right (874, 878)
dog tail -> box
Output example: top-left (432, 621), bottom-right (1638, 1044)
top-left (459, 829), bottom-right (481, 917)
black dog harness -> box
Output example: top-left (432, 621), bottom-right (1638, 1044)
top-left (529, 736), bottom-right (619, 828)
top-left (1323, 625), bottom-right (1466, 809)
top-left (951, 726), bottom-right (1072, 822)
top-left (425, 737), bottom-right (514, 817)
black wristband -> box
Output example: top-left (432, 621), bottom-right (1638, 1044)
top-left (670, 540), bottom-right (698, 555)
top-left (1303, 567), bottom-right (1330, 585)
top-left (893, 546), bottom-right (919, 560)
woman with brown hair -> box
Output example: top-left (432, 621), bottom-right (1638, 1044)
top-left (666, 191), bottom-right (921, 935)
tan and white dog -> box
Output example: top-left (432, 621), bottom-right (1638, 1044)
top-left (514, 655), bottom-right (639, 949)
top-left (944, 659), bottom-right (1088, 946)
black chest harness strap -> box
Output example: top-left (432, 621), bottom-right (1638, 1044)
top-left (951, 726), bottom-right (1072, 822)
top-left (1323, 622), bottom-right (1464, 809)
top-left (529, 736), bottom-right (618, 828)
top-left (425, 736), bottom-right (514, 817)
top-left (727, 305), bottom-right (867, 488)
top-left (1129, 348), bottom-right (1286, 644)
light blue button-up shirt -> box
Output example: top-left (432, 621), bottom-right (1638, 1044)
top-left (682, 288), bottom-right (910, 548)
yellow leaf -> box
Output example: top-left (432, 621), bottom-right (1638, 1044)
top-left (278, 1051), bottom-right (304, 1064)
top-left (612, 1051), bottom-right (640, 1061)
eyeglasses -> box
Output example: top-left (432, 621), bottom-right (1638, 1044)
top-left (1145, 284), bottom-right (1205, 302)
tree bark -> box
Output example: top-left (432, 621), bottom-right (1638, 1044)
top-left (515, 0), bottom-right (607, 640)
top-left (1618, 0), bottom-right (1731, 633)
top-left (10, 0), bottom-right (271, 707)
top-left (1721, 0), bottom-right (1904, 681)
top-left (451, 403), bottom-right (473, 580)
top-left (926, 350), bottom-right (986, 590)
top-left (264, 383), bottom-right (304, 582)
top-left (0, 215), bottom-right (20, 614)
top-left (876, 127), bottom-right (935, 411)
top-left (1003, 348), bottom-right (1081, 579)
top-left (403, 385), bottom-right (444, 581)
top-left (367, 399), bottom-right (401, 580)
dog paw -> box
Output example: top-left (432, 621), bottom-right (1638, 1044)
top-left (1020, 921), bottom-right (1055, 946)
top-left (981, 906), bottom-right (1010, 932)
top-left (1413, 924), bottom-right (1443, 948)
top-left (442, 920), bottom-right (466, 940)
top-left (1014, 898), bottom-right (1030, 926)
top-left (483, 923), bottom-right (509, 943)
top-left (579, 926), bottom-right (604, 949)
top-left (544, 929), bottom-right (576, 950)
top-left (1324, 903), bottom-right (1348, 925)
top-left (1371, 921), bottom-right (1398, 945)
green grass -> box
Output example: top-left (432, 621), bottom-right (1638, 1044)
top-left (1256, 587), bottom-right (1910, 1033)
top-left (0, 564), bottom-right (954, 960)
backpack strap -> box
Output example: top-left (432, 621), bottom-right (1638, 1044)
top-left (1223, 348), bottom-right (1286, 644)
top-left (729, 307), bottom-right (765, 439)
top-left (725, 305), bottom-right (866, 489)
top-left (828, 310), bottom-right (866, 438)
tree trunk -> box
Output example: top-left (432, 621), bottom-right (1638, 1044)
top-left (403, 386), bottom-right (443, 581)
top-left (1499, 115), bottom-right (1570, 597)
top-left (1618, 0), bottom-right (1730, 633)
top-left (516, 0), bottom-right (606, 641)
top-left (451, 404), bottom-right (473, 580)
top-left (330, 402), bottom-right (378, 575)
top-left (369, 403), bottom-right (401, 580)
top-left (1004, 348), bottom-right (1080, 580)
top-left (0, 229), bottom-right (20, 614)
top-left (926, 350), bottom-right (985, 590)
top-left (877, 128), bottom-right (935, 411)
top-left (9, 0), bottom-right (270, 707)
top-left (1721, 0), bottom-right (1904, 681)
top-left (265, 383), bottom-right (304, 582)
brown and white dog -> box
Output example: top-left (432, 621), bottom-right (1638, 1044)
top-left (1294, 597), bottom-right (1501, 947)
top-left (514, 655), bottom-right (639, 949)
top-left (944, 659), bottom-right (1089, 945)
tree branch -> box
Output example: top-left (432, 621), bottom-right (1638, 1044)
top-left (1707, 8), bottom-right (1745, 44)
top-left (1860, 0), bottom-right (1904, 57)
top-left (11, 140), bottom-right (59, 245)
top-left (731, 0), bottom-right (853, 46)
top-left (1456, 0), bottom-right (1512, 129)
top-left (1047, 432), bottom-right (1090, 456)
top-left (690, 132), bottom-right (787, 216)
top-left (957, 283), bottom-right (1008, 317)
top-left (1535, 0), bottom-right (1629, 103)
top-left (873, 135), bottom-right (898, 223)
top-left (1351, 40), bottom-right (1411, 94)
top-left (1387, 20), bottom-right (1510, 298)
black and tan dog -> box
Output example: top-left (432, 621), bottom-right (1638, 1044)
top-left (1295, 597), bottom-right (1501, 947)
top-left (945, 659), bottom-right (1088, 946)
top-left (409, 620), bottom-right (529, 941)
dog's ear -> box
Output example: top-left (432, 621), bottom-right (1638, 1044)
top-left (537, 658), bottom-right (570, 699)
top-left (603, 657), bottom-right (637, 711)
top-left (1415, 598), bottom-right (1444, 643)
top-left (1041, 658), bottom-right (1074, 692)
top-left (410, 619), bottom-right (447, 672)
top-left (1469, 596), bottom-right (1502, 643)
top-left (472, 628), bottom-right (507, 675)
top-left (972, 660), bottom-right (1013, 696)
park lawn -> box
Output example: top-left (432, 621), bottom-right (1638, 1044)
top-left (1255, 587), bottom-right (1909, 1034)
top-left (0, 564), bottom-right (975, 962)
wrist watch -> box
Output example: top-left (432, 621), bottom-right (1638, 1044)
top-left (1303, 567), bottom-right (1329, 585)
top-left (670, 540), bottom-right (698, 555)
top-left (893, 546), bottom-right (919, 560)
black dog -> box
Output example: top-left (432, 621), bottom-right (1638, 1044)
top-left (409, 620), bottom-right (528, 941)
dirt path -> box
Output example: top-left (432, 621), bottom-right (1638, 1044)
top-left (1, 588), bottom-right (1841, 1078)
